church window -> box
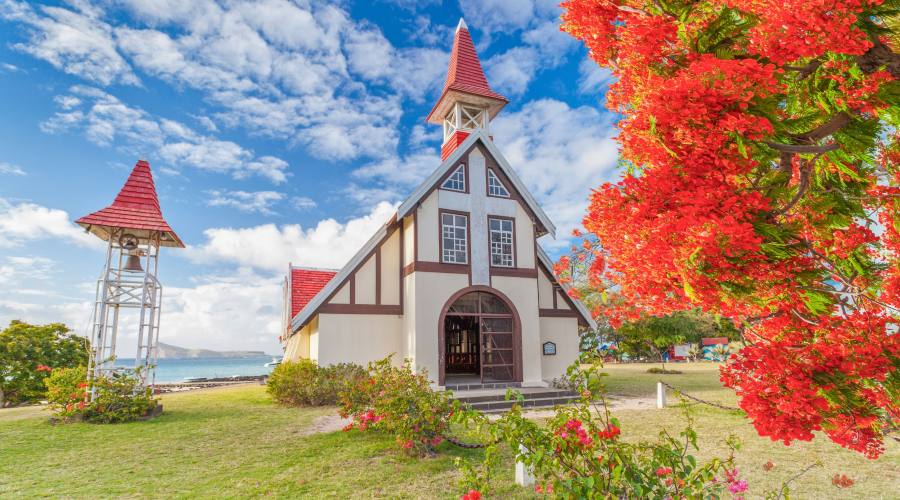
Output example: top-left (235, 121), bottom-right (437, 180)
top-left (441, 212), bottom-right (468, 264)
top-left (441, 164), bottom-right (466, 192)
top-left (487, 169), bottom-right (510, 197)
top-left (489, 217), bottom-right (514, 267)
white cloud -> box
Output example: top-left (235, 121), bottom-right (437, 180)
top-left (186, 201), bottom-right (398, 271)
top-left (0, 197), bottom-right (102, 249)
top-left (486, 46), bottom-right (541, 96)
top-left (162, 270), bottom-right (283, 353)
top-left (484, 21), bottom-right (578, 96)
top-left (0, 0), bottom-right (138, 85)
top-left (2, 0), bottom-right (457, 163)
top-left (578, 57), bottom-right (615, 95)
top-left (0, 61), bottom-right (21, 72)
top-left (352, 149), bottom-right (441, 188)
top-left (0, 162), bottom-right (25, 175)
top-left (206, 190), bottom-right (286, 215)
top-left (0, 270), bottom-right (284, 354)
top-left (42, 85), bottom-right (290, 184)
top-left (0, 256), bottom-right (55, 286)
top-left (290, 196), bottom-right (317, 211)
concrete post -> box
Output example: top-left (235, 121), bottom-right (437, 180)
top-left (515, 444), bottom-right (535, 487)
top-left (656, 381), bottom-right (666, 409)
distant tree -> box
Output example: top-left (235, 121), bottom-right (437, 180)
top-left (0, 321), bottom-right (88, 407)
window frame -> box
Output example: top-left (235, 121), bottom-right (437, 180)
top-left (488, 215), bottom-right (516, 268)
top-left (440, 209), bottom-right (470, 265)
top-left (486, 168), bottom-right (511, 198)
top-left (440, 163), bottom-right (468, 193)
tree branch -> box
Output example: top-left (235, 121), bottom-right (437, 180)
top-left (764, 142), bottom-right (839, 154)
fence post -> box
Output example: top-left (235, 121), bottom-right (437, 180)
top-left (515, 444), bottom-right (535, 487)
top-left (656, 381), bottom-right (666, 409)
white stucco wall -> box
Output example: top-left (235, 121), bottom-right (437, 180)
top-left (355, 254), bottom-right (377, 304)
top-left (316, 313), bottom-right (403, 367)
top-left (539, 316), bottom-right (580, 381)
top-left (418, 192), bottom-right (439, 262)
top-left (381, 229), bottom-right (401, 305)
top-left (330, 282), bottom-right (351, 304)
top-left (537, 269), bottom-right (554, 309)
top-left (411, 271), bottom-right (469, 383)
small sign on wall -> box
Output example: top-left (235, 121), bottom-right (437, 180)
top-left (542, 342), bottom-right (557, 356)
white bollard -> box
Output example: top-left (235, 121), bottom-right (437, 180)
top-left (515, 444), bottom-right (535, 487)
top-left (657, 381), bottom-right (666, 409)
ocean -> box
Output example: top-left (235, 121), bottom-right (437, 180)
top-left (115, 356), bottom-right (276, 383)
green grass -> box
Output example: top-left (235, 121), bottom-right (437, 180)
top-left (1, 366), bottom-right (897, 498)
top-left (0, 385), bottom-right (528, 499)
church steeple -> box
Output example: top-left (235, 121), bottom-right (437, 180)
top-left (427, 18), bottom-right (508, 160)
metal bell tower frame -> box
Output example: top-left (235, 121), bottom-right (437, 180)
top-left (76, 160), bottom-right (183, 399)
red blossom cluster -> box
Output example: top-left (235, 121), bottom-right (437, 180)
top-left (561, 0), bottom-right (898, 457)
top-left (832, 473), bottom-right (855, 488)
top-left (459, 489), bottom-right (481, 500)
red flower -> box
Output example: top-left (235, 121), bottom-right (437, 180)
top-left (460, 490), bottom-right (480, 500)
top-left (35, 365), bottom-right (52, 373)
top-left (655, 466), bottom-right (673, 477)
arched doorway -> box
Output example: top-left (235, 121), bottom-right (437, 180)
top-left (439, 287), bottom-right (522, 385)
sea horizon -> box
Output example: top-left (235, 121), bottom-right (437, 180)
top-left (115, 356), bottom-right (278, 383)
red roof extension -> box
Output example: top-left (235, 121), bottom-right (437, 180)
top-left (701, 337), bottom-right (730, 346)
top-left (76, 160), bottom-right (183, 247)
top-left (426, 20), bottom-right (507, 122)
top-left (290, 268), bottom-right (337, 318)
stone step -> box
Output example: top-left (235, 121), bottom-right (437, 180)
top-left (445, 381), bottom-right (521, 391)
top-left (454, 389), bottom-right (578, 404)
top-left (464, 396), bottom-right (579, 413)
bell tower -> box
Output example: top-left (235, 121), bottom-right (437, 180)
top-left (76, 159), bottom-right (183, 399)
top-left (427, 18), bottom-right (508, 160)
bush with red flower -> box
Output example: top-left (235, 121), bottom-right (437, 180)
top-left (560, 0), bottom-right (900, 456)
top-left (46, 367), bottom-right (158, 424)
top-left (457, 356), bottom-right (747, 498)
top-left (338, 356), bottom-right (468, 456)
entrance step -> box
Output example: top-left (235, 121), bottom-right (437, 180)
top-left (450, 387), bottom-right (579, 413)
top-left (445, 381), bottom-right (521, 391)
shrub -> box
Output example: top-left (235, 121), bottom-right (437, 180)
top-left (44, 366), bottom-right (87, 407)
top-left (267, 360), bottom-right (366, 406)
top-left (51, 370), bottom-right (158, 424)
top-left (457, 354), bottom-right (744, 498)
top-left (338, 356), bottom-right (467, 456)
top-left (0, 320), bottom-right (89, 407)
top-left (646, 367), bottom-right (683, 375)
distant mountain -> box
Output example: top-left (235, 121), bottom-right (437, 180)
top-left (156, 342), bottom-right (269, 359)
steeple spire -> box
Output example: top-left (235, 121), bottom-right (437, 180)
top-left (427, 18), bottom-right (508, 160)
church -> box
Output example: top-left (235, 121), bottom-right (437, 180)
top-left (281, 19), bottom-right (595, 388)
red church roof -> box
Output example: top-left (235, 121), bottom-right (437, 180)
top-left (426, 19), bottom-right (507, 123)
top-left (76, 160), bottom-right (183, 247)
top-left (290, 268), bottom-right (337, 318)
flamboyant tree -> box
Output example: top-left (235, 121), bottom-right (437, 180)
top-left (560, 0), bottom-right (899, 457)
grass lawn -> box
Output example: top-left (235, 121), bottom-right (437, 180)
top-left (0, 365), bottom-right (897, 498)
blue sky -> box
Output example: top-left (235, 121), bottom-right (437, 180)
top-left (0, 0), bottom-right (619, 354)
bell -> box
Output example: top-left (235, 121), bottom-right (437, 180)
top-left (124, 253), bottom-right (144, 273)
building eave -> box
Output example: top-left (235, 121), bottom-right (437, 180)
top-left (536, 246), bottom-right (597, 330)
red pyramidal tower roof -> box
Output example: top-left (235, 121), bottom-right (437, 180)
top-left (426, 18), bottom-right (508, 123)
top-left (76, 160), bottom-right (184, 248)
